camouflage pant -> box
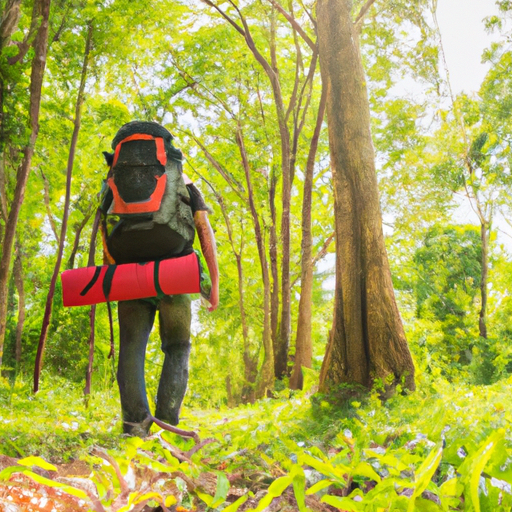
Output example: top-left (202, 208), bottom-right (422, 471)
top-left (116, 294), bottom-right (191, 436)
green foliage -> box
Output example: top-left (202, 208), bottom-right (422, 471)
top-left (4, 373), bottom-right (512, 510)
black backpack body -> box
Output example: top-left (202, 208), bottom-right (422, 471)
top-left (101, 121), bottom-right (196, 264)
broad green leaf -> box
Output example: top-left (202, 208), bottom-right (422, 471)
top-left (268, 475), bottom-right (293, 497)
top-left (300, 453), bottom-right (349, 483)
top-left (20, 470), bottom-right (89, 500)
top-left (251, 475), bottom-right (293, 512)
top-left (211, 471), bottom-right (230, 508)
top-left (352, 462), bottom-right (382, 483)
top-left (196, 489), bottom-right (214, 507)
top-left (414, 497), bottom-right (443, 511)
top-left (18, 456), bottom-right (57, 471)
top-left (291, 465), bottom-right (307, 512)
top-left (321, 495), bottom-right (363, 511)
top-left (459, 430), bottom-right (505, 512)
top-left (223, 494), bottom-right (249, 512)
top-left (306, 479), bottom-right (333, 495)
top-left (0, 466), bottom-right (26, 480)
top-left (439, 477), bottom-right (462, 497)
top-left (407, 444), bottom-right (443, 512)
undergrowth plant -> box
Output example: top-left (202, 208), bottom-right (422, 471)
top-left (1, 370), bottom-right (512, 510)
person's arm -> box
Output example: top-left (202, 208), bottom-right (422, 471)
top-left (194, 210), bottom-right (219, 311)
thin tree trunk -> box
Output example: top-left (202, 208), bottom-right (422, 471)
top-left (13, 241), bottom-right (24, 368)
top-left (34, 22), bottom-right (93, 392)
top-left (317, 0), bottom-right (415, 395)
top-left (41, 169), bottom-right (60, 243)
top-left (67, 204), bottom-right (94, 269)
top-left (214, 184), bottom-right (258, 402)
top-left (479, 220), bottom-right (489, 339)
top-left (236, 124), bottom-right (274, 397)
top-left (0, 0), bottom-right (21, 51)
top-left (290, 86), bottom-right (326, 390)
top-left (268, 167), bottom-right (280, 345)
top-left (84, 209), bottom-right (101, 399)
top-left (0, 0), bottom-right (51, 368)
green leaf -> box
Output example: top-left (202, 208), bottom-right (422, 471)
top-left (352, 462), bottom-right (382, 483)
top-left (300, 453), bottom-right (349, 483)
top-left (0, 466), bottom-right (25, 481)
top-left (211, 471), bottom-right (230, 508)
top-left (407, 444), bottom-right (443, 512)
top-left (196, 489), bottom-right (214, 507)
top-left (18, 456), bottom-right (57, 471)
top-left (268, 475), bottom-right (294, 496)
top-left (19, 470), bottom-right (89, 500)
top-left (291, 465), bottom-right (307, 512)
top-left (223, 494), bottom-right (249, 512)
top-left (252, 475), bottom-right (293, 512)
top-left (306, 479), bottom-right (333, 495)
top-left (321, 495), bottom-right (363, 511)
top-left (459, 430), bottom-right (505, 512)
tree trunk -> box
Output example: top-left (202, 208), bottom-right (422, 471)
top-left (269, 167), bottom-right (280, 347)
top-left (13, 242), bottom-right (24, 368)
top-left (212, 185), bottom-right (258, 403)
top-left (0, 0), bottom-right (51, 368)
top-left (236, 125), bottom-right (274, 397)
top-left (0, 0), bottom-right (21, 51)
top-left (317, 0), bottom-right (415, 395)
top-left (290, 87), bottom-right (327, 390)
top-left (479, 220), bottom-right (489, 339)
top-left (66, 204), bottom-right (94, 269)
top-left (84, 210), bottom-right (101, 399)
top-left (34, 22), bottom-right (93, 392)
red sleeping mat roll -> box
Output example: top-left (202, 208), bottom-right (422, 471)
top-left (61, 253), bottom-right (201, 307)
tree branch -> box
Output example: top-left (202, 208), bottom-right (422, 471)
top-left (354, 0), bottom-right (378, 32)
top-left (40, 169), bottom-right (59, 243)
top-left (200, 0), bottom-right (246, 37)
top-left (267, 0), bottom-right (316, 51)
top-left (291, 232), bottom-right (335, 289)
top-left (182, 131), bottom-right (247, 201)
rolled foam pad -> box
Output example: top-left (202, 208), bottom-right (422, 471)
top-left (61, 253), bottom-right (201, 307)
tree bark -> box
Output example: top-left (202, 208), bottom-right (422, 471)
top-left (268, 166), bottom-right (280, 346)
top-left (290, 86), bottom-right (326, 390)
top-left (84, 209), bottom-right (101, 399)
top-left (13, 242), bottom-right (24, 368)
top-left (479, 220), bottom-right (489, 339)
top-left (316, 0), bottom-right (415, 394)
top-left (0, 0), bottom-right (21, 51)
top-left (236, 124), bottom-right (274, 397)
top-left (0, 0), bottom-right (51, 368)
top-left (66, 204), bottom-right (94, 269)
top-left (34, 21), bottom-right (93, 392)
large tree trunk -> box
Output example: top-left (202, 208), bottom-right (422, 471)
top-left (34, 22), bottom-right (92, 392)
top-left (290, 87), bottom-right (326, 390)
top-left (317, 0), bottom-right (415, 394)
top-left (0, 0), bottom-right (51, 368)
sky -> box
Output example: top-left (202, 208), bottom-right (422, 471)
top-left (436, 0), bottom-right (500, 94)
top-left (434, 0), bottom-right (512, 248)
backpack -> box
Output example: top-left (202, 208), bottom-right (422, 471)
top-left (100, 121), bottom-right (196, 264)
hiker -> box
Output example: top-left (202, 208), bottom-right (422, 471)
top-left (100, 121), bottom-right (219, 437)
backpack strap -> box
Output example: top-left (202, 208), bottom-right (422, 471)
top-left (112, 134), bottom-right (167, 167)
